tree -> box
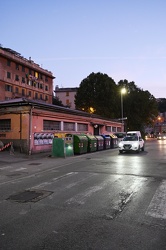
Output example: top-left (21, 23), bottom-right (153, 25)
top-left (52, 96), bottom-right (64, 106)
top-left (75, 72), bottom-right (119, 118)
top-left (157, 98), bottom-right (166, 113)
top-left (117, 80), bottom-right (158, 133)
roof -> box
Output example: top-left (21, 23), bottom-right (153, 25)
top-left (0, 98), bottom-right (120, 124)
top-left (0, 46), bottom-right (55, 78)
top-left (55, 87), bottom-right (78, 93)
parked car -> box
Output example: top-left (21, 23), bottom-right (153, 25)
top-left (157, 133), bottom-right (166, 140)
top-left (118, 135), bottom-right (144, 154)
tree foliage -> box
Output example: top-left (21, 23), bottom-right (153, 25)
top-left (157, 98), bottom-right (166, 113)
top-left (75, 72), bottom-right (119, 118)
top-left (117, 80), bottom-right (158, 132)
top-left (75, 73), bottom-right (158, 133)
top-left (52, 96), bottom-right (64, 106)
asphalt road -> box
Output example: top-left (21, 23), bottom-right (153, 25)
top-left (0, 139), bottom-right (166, 250)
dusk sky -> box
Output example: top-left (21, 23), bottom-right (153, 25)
top-left (1, 0), bottom-right (166, 98)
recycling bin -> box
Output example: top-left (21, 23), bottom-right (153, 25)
top-left (109, 133), bottom-right (118, 148)
top-left (85, 134), bottom-right (97, 153)
top-left (100, 135), bottom-right (111, 149)
top-left (52, 136), bottom-right (74, 157)
top-left (95, 135), bottom-right (104, 151)
top-left (73, 134), bottom-right (88, 154)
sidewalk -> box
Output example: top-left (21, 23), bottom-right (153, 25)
top-left (0, 150), bottom-right (52, 164)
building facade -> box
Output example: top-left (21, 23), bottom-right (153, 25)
top-left (0, 46), bottom-right (55, 103)
top-left (55, 85), bottom-right (78, 109)
top-left (0, 98), bottom-right (123, 154)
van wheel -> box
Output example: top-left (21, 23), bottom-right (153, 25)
top-left (136, 147), bottom-right (140, 153)
top-left (141, 146), bottom-right (144, 151)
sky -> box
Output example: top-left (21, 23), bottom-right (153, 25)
top-left (1, 0), bottom-right (166, 98)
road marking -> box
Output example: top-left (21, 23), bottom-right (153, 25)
top-left (13, 167), bottom-right (27, 172)
top-left (0, 166), bottom-right (12, 170)
top-left (146, 180), bottom-right (166, 219)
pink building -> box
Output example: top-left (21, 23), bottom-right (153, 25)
top-left (0, 98), bottom-right (123, 154)
top-left (55, 85), bottom-right (78, 109)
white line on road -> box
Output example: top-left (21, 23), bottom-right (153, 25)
top-left (146, 180), bottom-right (166, 219)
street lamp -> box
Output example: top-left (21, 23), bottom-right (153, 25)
top-left (121, 88), bottom-right (126, 130)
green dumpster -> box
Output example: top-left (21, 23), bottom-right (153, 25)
top-left (73, 134), bottom-right (88, 154)
top-left (52, 137), bottom-right (74, 157)
top-left (85, 134), bottom-right (97, 153)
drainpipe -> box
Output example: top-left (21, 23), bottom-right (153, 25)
top-left (20, 113), bottom-right (22, 152)
top-left (28, 106), bottom-right (33, 155)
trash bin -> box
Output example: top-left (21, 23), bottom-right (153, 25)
top-left (73, 134), bottom-right (88, 154)
top-left (100, 135), bottom-right (111, 149)
top-left (95, 135), bottom-right (104, 151)
top-left (109, 133), bottom-right (118, 148)
top-left (85, 134), bottom-right (97, 153)
top-left (52, 137), bottom-right (74, 157)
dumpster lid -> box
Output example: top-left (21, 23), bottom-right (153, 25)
top-left (73, 134), bottom-right (88, 140)
top-left (95, 135), bottom-right (104, 140)
top-left (85, 134), bottom-right (97, 140)
top-left (100, 134), bottom-right (111, 139)
top-left (109, 133), bottom-right (118, 138)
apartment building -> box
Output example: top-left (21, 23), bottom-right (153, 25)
top-left (0, 46), bottom-right (55, 103)
top-left (55, 85), bottom-right (78, 109)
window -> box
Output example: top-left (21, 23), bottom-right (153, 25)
top-left (22, 77), bottom-right (25, 83)
top-left (43, 120), bottom-right (61, 131)
top-left (40, 83), bottom-right (43, 89)
top-left (16, 63), bottom-right (19, 70)
top-left (66, 92), bottom-right (69, 96)
top-left (7, 72), bottom-right (11, 79)
top-left (7, 59), bottom-right (11, 66)
top-left (22, 66), bottom-right (25, 72)
top-left (45, 76), bottom-right (48, 82)
top-left (28, 91), bottom-right (31, 97)
top-left (15, 87), bottom-right (19, 93)
top-left (45, 85), bottom-right (48, 91)
top-left (0, 119), bottom-right (11, 131)
top-left (112, 127), bottom-right (116, 132)
top-left (40, 94), bottom-right (42, 100)
top-left (22, 89), bottom-right (25, 96)
top-left (106, 126), bottom-right (112, 132)
top-left (29, 69), bottom-right (32, 74)
top-left (45, 95), bottom-right (48, 101)
top-left (35, 72), bottom-right (38, 79)
top-left (64, 122), bottom-right (75, 131)
top-left (117, 127), bottom-right (121, 132)
top-left (35, 93), bottom-right (38, 99)
top-left (77, 123), bottom-right (88, 131)
top-left (39, 73), bottom-right (43, 80)
top-left (5, 84), bottom-right (13, 92)
top-left (15, 75), bottom-right (19, 81)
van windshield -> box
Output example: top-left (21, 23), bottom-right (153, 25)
top-left (123, 136), bottom-right (138, 141)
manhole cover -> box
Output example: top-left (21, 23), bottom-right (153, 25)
top-left (7, 190), bottom-right (53, 203)
top-left (28, 163), bottom-right (41, 166)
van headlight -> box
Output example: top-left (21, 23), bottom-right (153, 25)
top-left (119, 142), bottom-right (123, 147)
top-left (133, 142), bottom-right (139, 148)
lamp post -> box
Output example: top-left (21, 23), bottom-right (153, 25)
top-left (121, 88), bottom-right (126, 131)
